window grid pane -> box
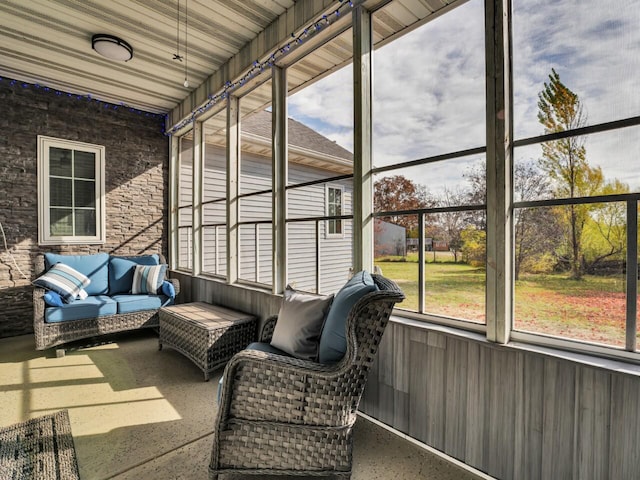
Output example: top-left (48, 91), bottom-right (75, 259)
top-left (50, 178), bottom-right (72, 207)
top-left (74, 151), bottom-right (96, 179)
top-left (49, 147), bottom-right (72, 177)
top-left (178, 134), bottom-right (194, 271)
top-left (238, 81), bottom-right (273, 285)
top-left (74, 209), bottom-right (96, 236)
top-left (512, 0), bottom-right (640, 351)
top-left (201, 107), bottom-right (228, 278)
top-left (45, 143), bottom-right (100, 239)
top-left (49, 209), bottom-right (73, 236)
top-left (513, 202), bottom-right (627, 348)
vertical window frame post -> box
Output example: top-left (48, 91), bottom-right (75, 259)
top-left (485, 0), bottom-right (513, 344)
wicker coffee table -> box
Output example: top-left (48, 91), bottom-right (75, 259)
top-left (158, 302), bottom-right (257, 381)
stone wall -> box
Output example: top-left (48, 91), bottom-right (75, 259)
top-left (0, 78), bottom-right (169, 338)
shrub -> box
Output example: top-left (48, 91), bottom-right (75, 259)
top-left (520, 252), bottom-right (556, 274)
top-left (461, 227), bottom-right (486, 267)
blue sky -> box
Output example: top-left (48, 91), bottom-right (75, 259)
top-left (287, 0), bottom-right (640, 196)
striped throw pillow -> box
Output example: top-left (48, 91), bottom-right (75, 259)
top-left (33, 263), bottom-right (91, 304)
top-left (131, 264), bottom-right (167, 294)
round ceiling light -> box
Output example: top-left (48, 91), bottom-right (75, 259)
top-left (91, 34), bottom-right (133, 62)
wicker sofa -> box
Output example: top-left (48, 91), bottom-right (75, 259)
top-left (33, 253), bottom-right (179, 351)
top-left (210, 274), bottom-right (404, 479)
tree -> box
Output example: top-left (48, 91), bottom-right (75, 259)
top-left (512, 161), bottom-right (562, 280)
top-left (582, 178), bottom-right (629, 272)
top-left (374, 175), bottom-right (434, 233)
top-left (463, 162), bottom-right (487, 230)
top-left (464, 160), bottom-right (561, 279)
top-left (461, 226), bottom-right (485, 267)
top-left (437, 187), bottom-right (467, 262)
top-left (537, 68), bottom-right (600, 279)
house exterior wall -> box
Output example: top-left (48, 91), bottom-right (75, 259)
top-left (374, 219), bottom-right (406, 257)
top-left (191, 142), bottom-right (353, 294)
top-left (178, 141), bottom-right (195, 271)
top-left (0, 79), bottom-right (169, 339)
top-left (287, 163), bottom-right (353, 294)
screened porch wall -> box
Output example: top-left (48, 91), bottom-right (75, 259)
top-left (361, 320), bottom-right (640, 480)
top-left (168, 269), bottom-right (640, 480)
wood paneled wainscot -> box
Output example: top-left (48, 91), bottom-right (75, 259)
top-left (360, 317), bottom-right (640, 480)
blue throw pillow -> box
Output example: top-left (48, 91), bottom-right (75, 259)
top-left (43, 290), bottom-right (63, 307)
top-left (161, 280), bottom-right (176, 298)
top-left (33, 263), bottom-right (91, 304)
top-left (109, 255), bottom-right (160, 294)
top-left (318, 271), bottom-right (378, 364)
top-left (131, 264), bottom-right (167, 294)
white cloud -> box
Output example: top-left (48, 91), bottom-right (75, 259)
top-left (371, 0), bottom-right (486, 189)
top-left (288, 65), bottom-right (354, 151)
top-left (513, 0), bottom-right (640, 134)
top-left (512, 0), bottom-right (640, 183)
top-left (286, 0), bottom-right (640, 196)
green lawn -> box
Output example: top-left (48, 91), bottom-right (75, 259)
top-left (375, 256), bottom-right (632, 347)
top-left (376, 258), bottom-right (486, 322)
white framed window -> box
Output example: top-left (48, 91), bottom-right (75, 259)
top-left (37, 136), bottom-right (105, 245)
top-left (371, 0), bottom-right (487, 325)
top-left (326, 185), bottom-right (344, 237)
top-left (177, 132), bottom-right (194, 271)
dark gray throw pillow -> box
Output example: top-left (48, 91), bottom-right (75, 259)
top-left (270, 286), bottom-right (334, 361)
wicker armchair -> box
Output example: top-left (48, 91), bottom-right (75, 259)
top-left (210, 274), bottom-right (404, 479)
top-left (33, 254), bottom-right (179, 351)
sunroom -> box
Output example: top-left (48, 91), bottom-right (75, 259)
top-left (1, 0), bottom-right (639, 479)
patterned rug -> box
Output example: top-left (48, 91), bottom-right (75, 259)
top-left (0, 410), bottom-right (80, 480)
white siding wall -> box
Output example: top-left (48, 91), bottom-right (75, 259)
top-left (239, 152), bottom-right (273, 284)
top-left (193, 143), bottom-right (353, 292)
top-left (203, 144), bottom-right (227, 276)
top-left (287, 165), bottom-right (353, 294)
top-left (237, 149), bottom-right (354, 292)
top-left (178, 140), bottom-right (193, 270)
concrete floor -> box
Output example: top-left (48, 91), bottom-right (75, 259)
top-left (0, 331), bottom-right (487, 480)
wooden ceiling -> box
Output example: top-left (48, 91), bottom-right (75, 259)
top-left (0, 0), bottom-right (458, 118)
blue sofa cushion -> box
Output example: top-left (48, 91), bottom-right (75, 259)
top-left (44, 295), bottom-right (117, 323)
top-left (34, 263), bottom-right (91, 304)
top-left (109, 255), bottom-right (160, 294)
top-left (44, 253), bottom-right (109, 295)
top-left (112, 294), bottom-right (172, 314)
top-left (131, 264), bottom-right (167, 294)
top-left (318, 271), bottom-right (378, 364)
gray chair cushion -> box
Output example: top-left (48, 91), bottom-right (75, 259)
top-left (245, 341), bottom-right (291, 357)
top-left (270, 286), bottom-right (334, 361)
